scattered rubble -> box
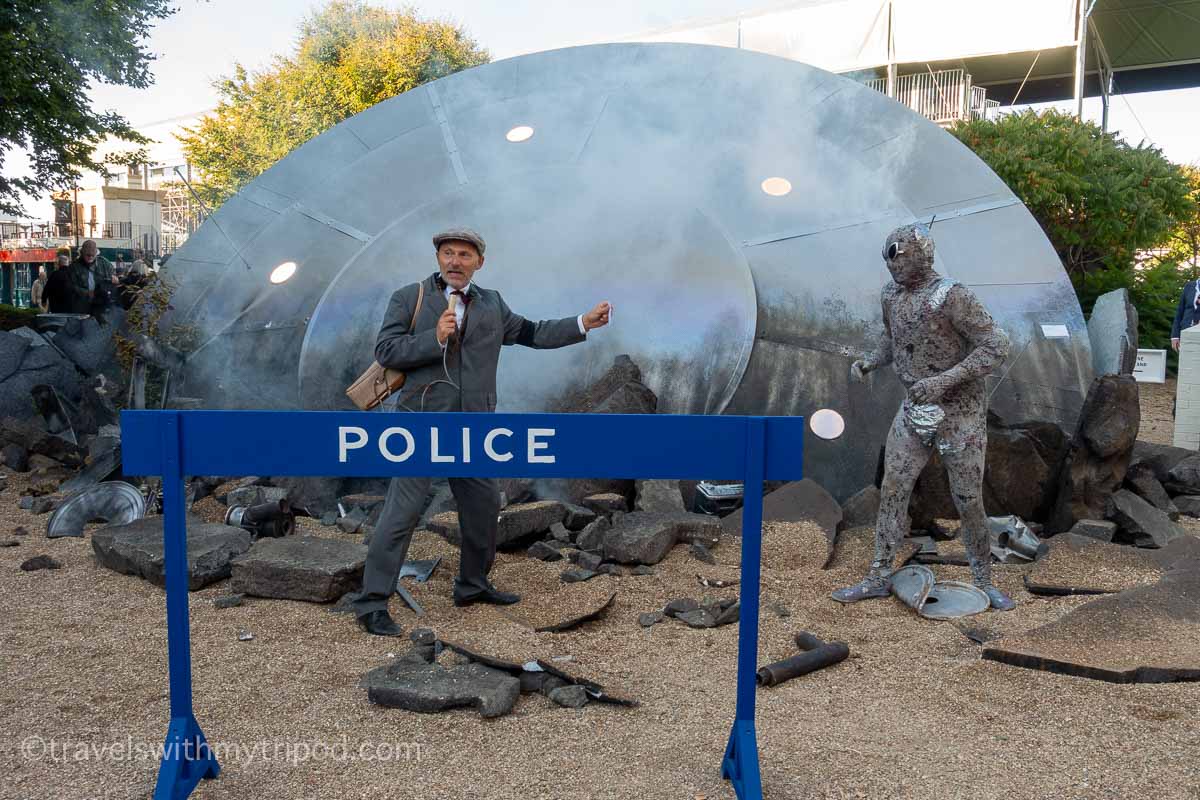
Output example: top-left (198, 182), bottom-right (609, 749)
top-left (231, 536), bottom-right (366, 602)
top-left (20, 555), bottom-right (62, 571)
top-left (92, 516), bottom-right (251, 590)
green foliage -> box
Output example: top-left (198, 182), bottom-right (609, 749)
top-left (949, 110), bottom-right (1194, 286)
top-left (0, 0), bottom-right (176, 216)
top-left (177, 1), bottom-right (489, 208)
top-left (0, 304), bottom-right (40, 331)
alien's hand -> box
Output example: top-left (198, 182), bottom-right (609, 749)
top-left (908, 375), bottom-right (953, 404)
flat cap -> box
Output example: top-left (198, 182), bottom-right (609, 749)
top-left (432, 227), bottom-right (486, 256)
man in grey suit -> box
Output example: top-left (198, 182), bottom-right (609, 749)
top-left (352, 227), bottom-right (612, 636)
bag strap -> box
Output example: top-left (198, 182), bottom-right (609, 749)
top-left (410, 280), bottom-right (425, 333)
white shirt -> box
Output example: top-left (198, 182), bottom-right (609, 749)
top-left (443, 282), bottom-right (587, 335)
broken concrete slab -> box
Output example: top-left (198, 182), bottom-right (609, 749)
top-left (602, 513), bottom-right (679, 565)
top-left (1026, 532), bottom-right (1163, 595)
top-left (582, 493), bottom-right (628, 516)
top-left (231, 536), bottom-right (366, 602)
top-left (361, 661), bottom-right (520, 718)
top-left (1166, 454), bottom-right (1200, 496)
top-left (92, 517), bottom-right (251, 591)
top-left (1129, 440), bottom-right (1196, 484)
top-left (548, 684), bottom-right (589, 708)
top-left (983, 567), bottom-right (1200, 683)
top-left (562, 503), bottom-right (597, 531)
top-left (534, 591), bottom-right (617, 633)
top-left (1108, 489), bottom-right (1184, 548)
top-left (429, 501), bottom-right (566, 549)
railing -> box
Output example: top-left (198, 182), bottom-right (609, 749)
top-left (857, 68), bottom-right (1000, 126)
top-left (1, 221), bottom-right (163, 255)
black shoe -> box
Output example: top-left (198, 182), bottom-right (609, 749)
top-left (453, 586), bottom-right (521, 607)
top-left (357, 609), bottom-right (403, 637)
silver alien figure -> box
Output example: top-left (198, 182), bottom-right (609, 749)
top-left (833, 223), bottom-right (1016, 611)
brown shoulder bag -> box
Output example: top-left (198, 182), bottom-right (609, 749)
top-left (344, 281), bottom-right (425, 410)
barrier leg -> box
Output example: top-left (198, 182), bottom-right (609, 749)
top-left (154, 414), bottom-right (219, 799)
top-left (721, 417), bottom-right (766, 800)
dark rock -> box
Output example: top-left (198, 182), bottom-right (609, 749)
top-left (1129, 441), bottom-right (1195, 484)
top-left (634, 479), bottom-right (685, 513)
top-left (664, 597), bottom-right (700, 618)
top-left (2, 443), bottom-right (29, 472)
top-left (677, 608), bottom-right (718, 628)
top-left (631, 565), bottom-right (655, 576)
top-left (638, 611), bottom-right (664, 627)
top-left (227, 485), bottom-right (289, 508)
top-left (12, 526), bottom-right (28, 536)
top-left (562, 504), bottom-right (597, 531)
top-left (320, 511), bottom-right (337, 527)
top-left (912, 413), bottom-right (1071, 527)
top-left (20, 554), bottom-right (61, 570)
top-left (0, 416), bottom-right (84, 466)
top-left (1048, 376), bottom-right (1139, 532)
top-left (213, 594), bottom-right (244, 609)
top-left (1174, 496), bottom-right (1200, 518)
top-left (548, 522), bottom-right (573, 542)
top-left (339, 493), bottom-right (385, 515)
top-left (1068, 519), bottom-right (1117, 543)
top-left (841, 486), bottom-right (881, 528)
top-left (1166, 454), bottom-right (1200, 496)
top-left (602, 514), bottom-right (679, 565)
top-left (569, 550), bottom-right (603, 571)
top-left (93, 517), bottom-right (252, 591)
top-left (582, 493), bottom-right (628, 516)
top-left (28, 474), bottom-right (65, 496)
top-left (28, 453), bottom-right (61, 471)
top-left (430, 501), bottom-right (565, 549)
top-left (18, 495), bottom-right (33, 510)
top-left (1087, 288), bottom-right (1138, 376)
top-left (409, 627), bottom-right (437, 646)
top-left (721, 478), bottom-right (843, 536)
top-left (548, 684), bottom-right (589, 708)
top-left (1124, 463), bottom-right (1179, 519)
top-left (574, 517), bottom-right (611, 551)
top-left (266, 477), bottom-right (341, 516)
top-left (30, 495), bottom-right (59, 515)
top-left (540, 676), bottom-right (569, 696)
top-left (518, 670), bottom-right (548, 694)
top-left (560, 568), bottom-right (598, 583)
top-left (713, 602), bottom-right (740, 627)
top-left (336, 510), bottom-right (366, 535)
top-left (362, 661), bottom-right (520, 718)
top-left (1107, 489), bottom-right (1184, 548)
top-left (49, 308), bottom-right (126, 377)
top-left (0, 538), bottom-right (18, 547)
top-left (527, 541), bottom-right (563, 562)
top-left (231, 536), bottom-right (367, 602)
top-left (596, 563), bottom-right (623, 577)
top-left (0, 337), bottom-right (80, 423)
top-left (690, 542), bottom-right (717, 564)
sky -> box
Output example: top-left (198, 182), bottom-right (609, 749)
top-left (7, 0), bottom-right (1200, 218)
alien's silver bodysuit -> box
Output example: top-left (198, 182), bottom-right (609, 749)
top-left (835, 224), bottom-right (1012, 606)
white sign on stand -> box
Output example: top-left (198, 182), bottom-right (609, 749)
top-left (1133, 349), bottom-right (1167, 383)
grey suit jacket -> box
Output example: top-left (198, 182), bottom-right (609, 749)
top-left (376, 272), bottom-right (587, 412)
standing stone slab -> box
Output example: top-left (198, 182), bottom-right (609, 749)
top-left (602, 514), bottom-right (679, 565)
top-left (1123, 463), bottom-right (1179, 519)
top-left (231, 536), bottom-right (366, 602)
top-left (841, 486), bottom-right (881, 529)
top-left (92, 517), bottom-right (251, 591)
top-left (634, 480), bottom-right (685, 513)
top-left (1068, 519), bottom-right (1117, 543)
top-left (1086, 288), bottom-right (1138, 376)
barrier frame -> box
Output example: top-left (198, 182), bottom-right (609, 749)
top-left (121, 409), bottom-right (806, 800)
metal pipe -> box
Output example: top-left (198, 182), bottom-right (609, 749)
top-left (756, 632), bottom-right (849, 687)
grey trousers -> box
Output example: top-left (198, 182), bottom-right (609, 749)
top-left (350, 474), bottom-right (502, 616)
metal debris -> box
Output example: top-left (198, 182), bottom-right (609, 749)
top-left (46, 481), bottom-right (146, 539)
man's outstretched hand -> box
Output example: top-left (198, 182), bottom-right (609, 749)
top-left (582, 301), bottom-right (612, 331)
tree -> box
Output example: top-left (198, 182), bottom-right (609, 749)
top-left (0, 0), bottom-right (176, 217)
top-left (949, 110), bottom-right (1195, 311)
top-left (177, 2), bottom-right (489, 208)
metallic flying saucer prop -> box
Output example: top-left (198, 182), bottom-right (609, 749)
top-left (163, 43), bottom-right (1093, 500)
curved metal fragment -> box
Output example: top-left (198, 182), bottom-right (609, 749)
top-left (46, 481), bottom-right (146, 539)
top-left (919, 581), bottom-right (991, 620)
top-left (890, 564), bottom-right (936, 611)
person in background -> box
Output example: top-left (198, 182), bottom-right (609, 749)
top-left (30, 266), bottom-right (47, 311)
top-left (119, 258), bottom-right (151, 310)
top-left (1170, 277), bottom-right (1200, 352)
top-left (69, 239), bottom-right (117, 318)
top-left (43, 254), bottom-right (74, 313)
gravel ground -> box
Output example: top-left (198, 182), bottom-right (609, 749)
top-left (2, 464), bottom-right (1200, 799)
top-left (1138, 378), bottom-right (1176, 446)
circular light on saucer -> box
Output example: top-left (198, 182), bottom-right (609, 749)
top-left (810, 409), bottom-right (846, 440)
top-left (269, 261), bottom-right (297, 284)
top-left (506, 125), bottom-right (535, 143)
top-left (761, 177), bottom-right (792, 196)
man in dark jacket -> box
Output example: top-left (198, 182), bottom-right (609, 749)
top-left (348, 227), bottom-right (611, 636)
top-left (1171, 279), bottom-right (1200, 352)
top-left (43, 254), bottom-right (76, 313)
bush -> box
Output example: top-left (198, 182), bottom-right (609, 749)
top-left (0, 304), bottom-right (41, 331)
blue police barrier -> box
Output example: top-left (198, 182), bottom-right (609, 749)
top-left (122, 410), bottom-right (806, 800)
